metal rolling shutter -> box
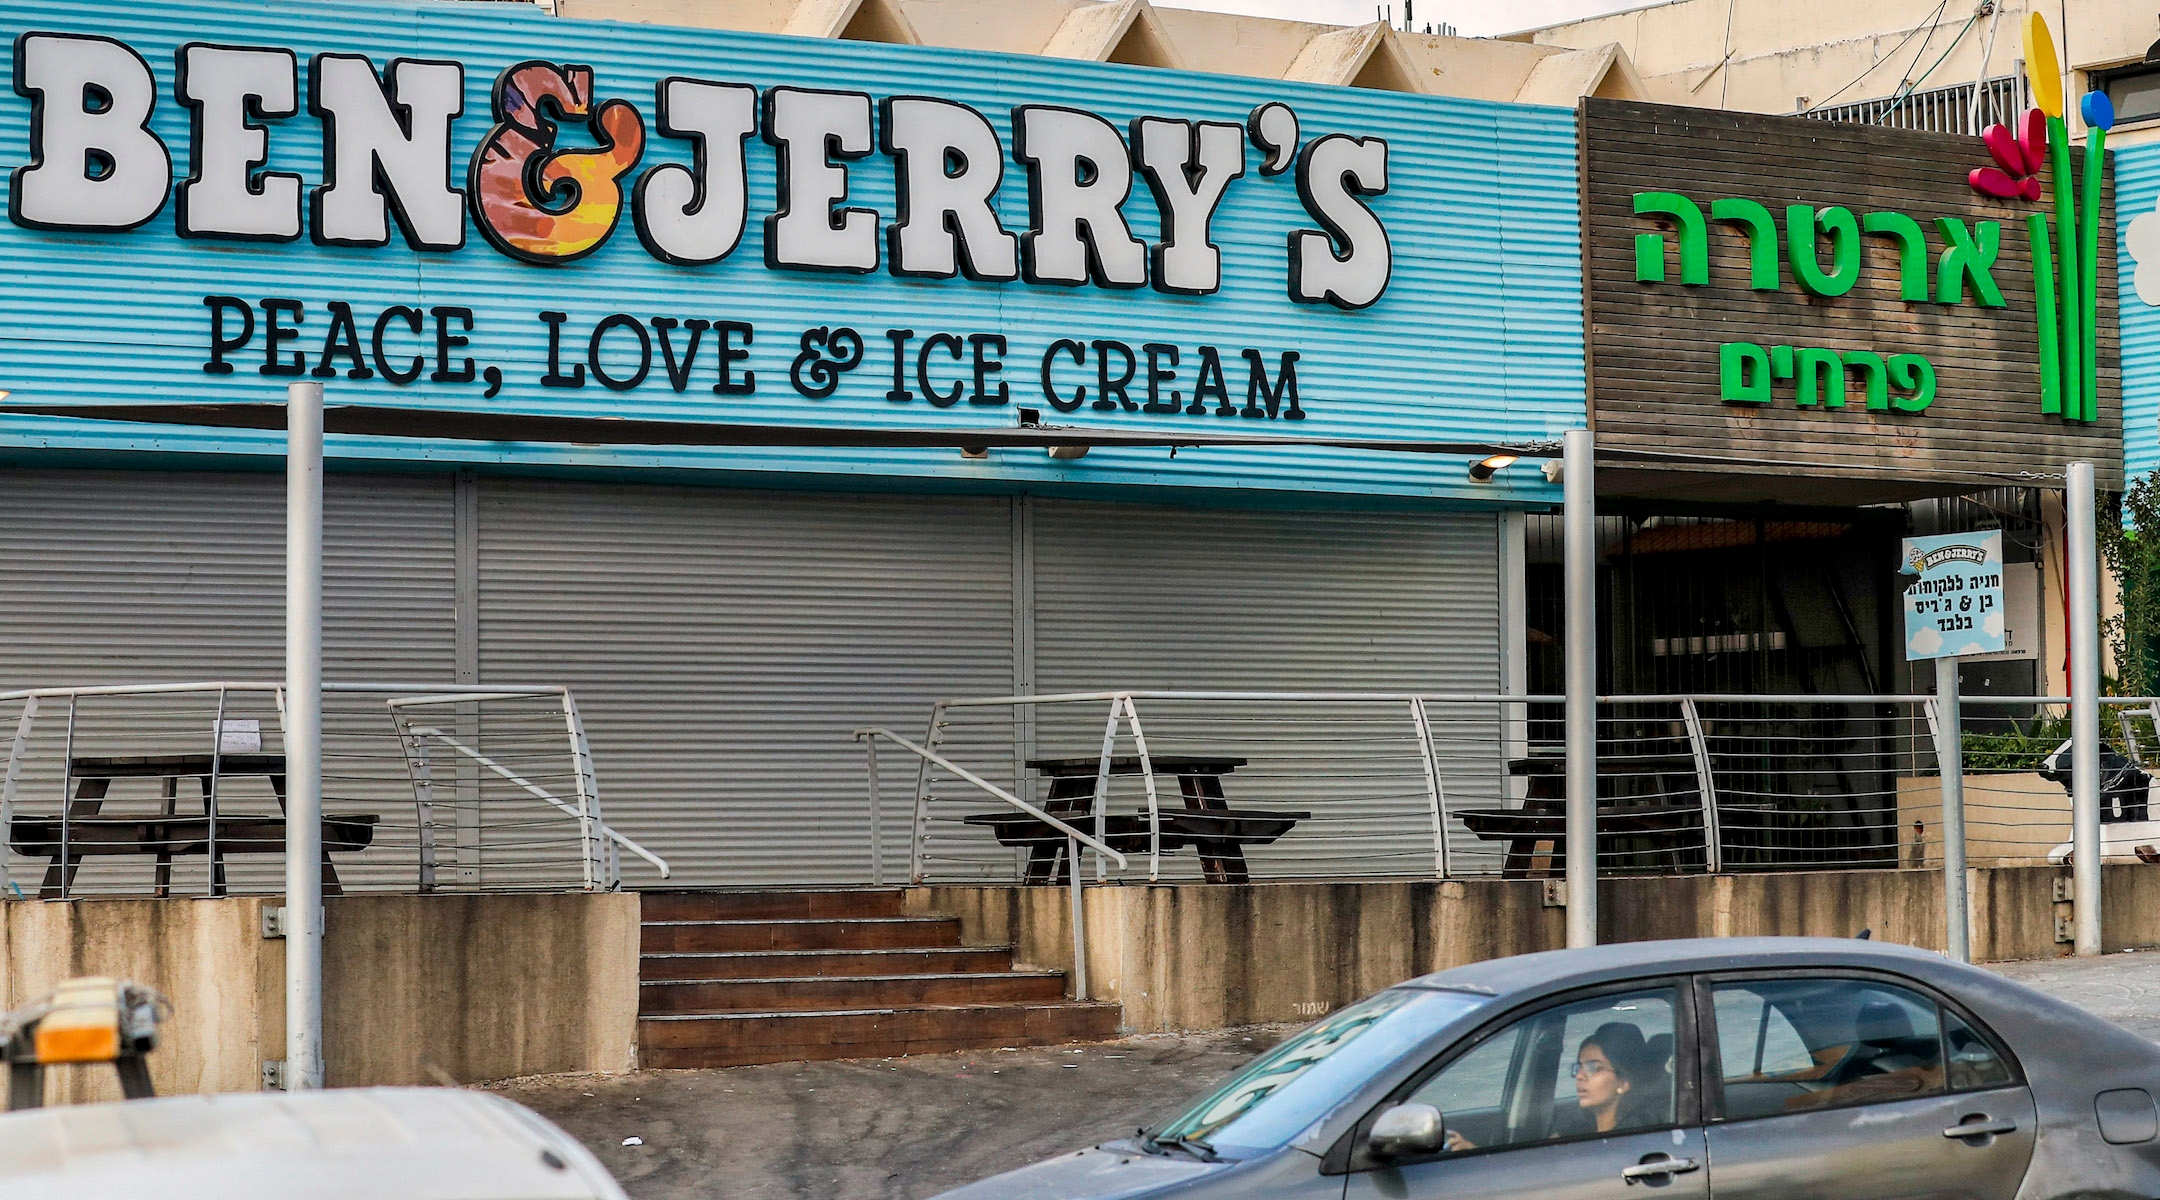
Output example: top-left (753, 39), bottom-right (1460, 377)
top-left (474, 479), bottom-right (1016, 888)
top-left (0, 469), bottom-right (456, 892)
top-left (0, 469), bottom-right (455, 687)
top-left (1029, 500), bottom-right (1505, 880)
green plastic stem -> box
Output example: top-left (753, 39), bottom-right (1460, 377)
top-left (2079, 124), bottom-right (2107, 423)
top-left (2030, 212), bottom-right (2061, 417)
top-left (2049, 115), bottom-right (2082, 423)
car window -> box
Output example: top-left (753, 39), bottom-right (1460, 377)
top-left (1710, 978), bottom-right (1948, 1121)
top-left (1943, 1010), bottom-right (2013, 1090)
top-left (1153, 988), bottom-right (1488, 1157)
top-left (1405, 986), bottom-right (1677, 1154)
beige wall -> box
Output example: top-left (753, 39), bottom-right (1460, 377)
top-left (550, 0), bottom-right (1642, 103)
top-left (2, 893), bottom-right (637, 1104)
top-left (914, 870), bottom-right (2151, 1031)
top-left (1528, 0), bottom-right (2160, 143)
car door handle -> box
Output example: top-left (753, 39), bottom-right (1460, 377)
top-left (1943, 1118), bottom-right (2019, 1139)
top-left (1621, 1157), bottom-right (1701, 1184)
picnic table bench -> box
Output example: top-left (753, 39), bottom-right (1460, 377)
top-left (1453, 755), bottom-right (1766, 878)
top-left (8, 754), bottom-right (377, 899)
top-left (962, 755), bottom-right (1306, 884)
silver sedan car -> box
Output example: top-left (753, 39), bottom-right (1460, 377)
top-left (933, 937), bottom-right (2160, 1200)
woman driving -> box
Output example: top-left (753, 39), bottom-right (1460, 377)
top-left (1445, 1022), bottom-right (1668, 1151)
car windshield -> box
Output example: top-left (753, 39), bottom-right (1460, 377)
top-left (1150, 988), bottom-right (1486, 1158)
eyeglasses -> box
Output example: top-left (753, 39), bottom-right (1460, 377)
top-left (1569, 1060), bottom-right (1612, 1079)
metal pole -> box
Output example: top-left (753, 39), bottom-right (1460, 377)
top-left (2068, 461), bottom-right (2102, 956)
top-left (285, 381), bottom-right (325, 1088)
top-left (1932, 665), bottom-right (1970, 964)
top-left (1068, 837), bottom-right (1087, 999)
top-left (1563, 429), bottom-right (1597, 948)
top-left (865, 737), bottom-right (883, 886)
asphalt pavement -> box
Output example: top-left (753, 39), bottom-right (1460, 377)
top-left (493, 951), bottom-right (2160, 1200)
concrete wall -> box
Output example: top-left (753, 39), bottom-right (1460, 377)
top-left (913, 866), bottom-right (2160, 1032)
top-left (2, 893), bottom-right (637, 1102)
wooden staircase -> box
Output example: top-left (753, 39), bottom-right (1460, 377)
top-left (637, 890), bottom-right (1121, 1068)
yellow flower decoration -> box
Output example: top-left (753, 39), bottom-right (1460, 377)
top-left (2023, 12), bottom-right (2063, 118)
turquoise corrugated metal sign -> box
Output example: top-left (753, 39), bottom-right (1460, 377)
top-left (2118, 142), bottom-right (2160, 481)
top-left (0, 0), bottom-right (1583, 503)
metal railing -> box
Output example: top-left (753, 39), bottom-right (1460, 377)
top-left (854, 724), bottom-right (1126, 994)
top-left (871, 690), bottom-right (2157, 887)
top-left (0, 681), bottom-right (667, 898)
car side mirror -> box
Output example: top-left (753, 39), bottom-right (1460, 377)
top-left (1368, 1103), bottom-right (1446, 1159)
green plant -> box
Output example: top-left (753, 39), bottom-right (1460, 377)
top-left (2101, 475), bottom-right (2160, 700)
top-left (1959, 714), bottom-right (2068, 772)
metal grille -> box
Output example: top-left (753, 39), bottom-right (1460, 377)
top-left (1801, 75), bottom-right (2028, 136)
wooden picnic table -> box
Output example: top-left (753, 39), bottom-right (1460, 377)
top-left (962, 755), bottom-right (1306, 884)
top-left (8, 754), bottom-right (376, 899)
top-left (1454, 755), bottom-right (1764, 878)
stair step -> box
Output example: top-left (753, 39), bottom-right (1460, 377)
top-left (640, 916), bottom-right (962, 953)
top-left (640, 945), bottom-right (1017, 981)
top-left (638, 1001), bottom-right (1124, 1068)
top-left (640, 889), bottom-right (904, 923)
top-left (639, 971), bottom-right (1068, 1014)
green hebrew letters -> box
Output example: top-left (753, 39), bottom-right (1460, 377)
top-left (1888, 354), bottom-right (1936, 412)
top-left (1935, 219), bottom-right (2006, 307)
top-left (1841, 350), bottom-right (1889, 410)
top-left (1635, 192), bottom-right (1708, 284)
top-left (1711, 198), bottom-right (1781, 291)
top-left (1719, 342), bottom-right (1771, 403)
top-left (1795, 347), bottom-right (1846, 407)
top-left (1787, 205), bottom-right (1861, 296)
top-left (1861, 212), bottom-right (1931, 302)
top-left (1769, 344), bottom-right (1796, 378)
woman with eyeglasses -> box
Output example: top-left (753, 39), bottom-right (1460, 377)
top-left (1445, 1021), bottom-right (1668, 1151)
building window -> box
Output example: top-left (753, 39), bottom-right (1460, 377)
top-left (2097, 60), bottom-right (2160, 127)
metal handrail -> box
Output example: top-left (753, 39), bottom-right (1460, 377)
top-left (854, 725), bottom-right (1124, 997)
top-left (0, 680), bottom-right (636, 897)
top-left (396, 726), bottom-right (671, 885)
top-left (852, 727), bottom-right (1130, 870)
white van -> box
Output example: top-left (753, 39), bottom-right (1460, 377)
top-left (0, 1087), bottom-right (627, 1200)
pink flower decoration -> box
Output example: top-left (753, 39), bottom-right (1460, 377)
top-left (1970, 107), bottom-right (2046, 202)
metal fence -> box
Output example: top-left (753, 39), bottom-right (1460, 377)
top-left (0, 682), bottom-right (666, 899)
top-left (1801, 74), bottom-right (2028, 136)
top-left (865, 690), bottom-right (2147, 887)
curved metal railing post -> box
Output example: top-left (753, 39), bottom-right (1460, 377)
top-left (1410, 698), bottom-right (1450, 879)
top-left (0, 697), bottom-right (37, 899)
top-left (909, 701), bottom-right (946, 885)
top-left (1091, 699), bottom-right (1119, 884)
top-left (205, 686), bottom-right (227, 898)
top-left (1678, 698), bottom-right (1722, 874)
top-left (1120, 696), bottom-right (1160, 882)
top-left (58, 695), bottom-right (76, 900)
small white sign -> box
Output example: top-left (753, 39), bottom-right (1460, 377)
top-left (216, 719), bottom-right (262, 754)
top-left (1901, 532), bottom-right (2006, 660)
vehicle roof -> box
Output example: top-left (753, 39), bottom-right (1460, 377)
top-left (0, 1087), bottom-right (623, 1200)
top-left (1399, 936), bottom-right (1966, 999)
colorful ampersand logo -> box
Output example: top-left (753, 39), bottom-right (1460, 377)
top-left (470, 61), bottom-right (645, 264)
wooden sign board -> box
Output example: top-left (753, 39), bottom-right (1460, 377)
top-left (1581, 98), bottom-right (2120, 504)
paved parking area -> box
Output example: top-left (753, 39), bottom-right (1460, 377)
top-left (494, 952), bottom-right (2160, 1200)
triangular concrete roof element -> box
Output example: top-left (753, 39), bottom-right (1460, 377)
top-left (1285, 23), bottom-right (1423, 93)
top-left (1513, 41), bottom-right (1647, 105)
top-left (782, 0), bottom-right (921, 45)
top-left (1041, 0), bottom-right (1187, 70)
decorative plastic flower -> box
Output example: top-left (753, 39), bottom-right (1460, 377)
top-left (1970, 108), bottom-right (2046, 201)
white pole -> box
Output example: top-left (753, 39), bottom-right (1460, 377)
top-left (1564, 429), bottom-right (1597, 948)
top-left (1934, 661), bottom-right (1969, 963)
top-left (2068, 461), bottom-right (2102, 957)
top-left (286, 381), bottom-right (326, 1087)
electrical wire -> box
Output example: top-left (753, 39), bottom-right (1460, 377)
top-left (1875, 8), bottom-right (1981, 124)
top-left (1800, 0), bottom-right (1951, 113)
